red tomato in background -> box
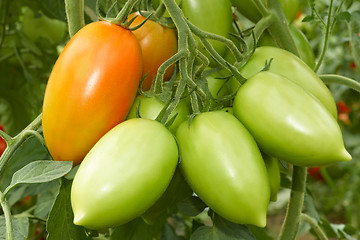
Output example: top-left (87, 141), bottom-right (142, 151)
top-left (42, 21), bottom-right (142, 166)
top-left (129, 12), bottom-right (178, 91)
top-left (0, 125), bottom-right (6, 156)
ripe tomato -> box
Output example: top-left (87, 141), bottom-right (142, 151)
top-left (176, 111), bottom-right (270, 227)
top-left (0, 125), bottom-right (6, 157)
top-left (71, 118), bottom-right (178, 230)
top-left (129, 12), bottom-right (178, 91)
top-left (233, 71), bottom-right (351, 167)
top-left (182, 0), bottom-right (233, 66)
top-left (42, 21), bottom-right (142, 166)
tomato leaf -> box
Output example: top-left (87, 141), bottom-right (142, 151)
top-left (0, 216), bottom-right (29, 240)
top-left (46, 178), bottom-right (90, 240)
top-left (3, 161), bottom-right (72, 197)
top-left (178, 196), bottom-right (207, 217)
top-left (190, 214), bottom-right (256, 240)
top-left (335, 11), bottom-right (351, 22)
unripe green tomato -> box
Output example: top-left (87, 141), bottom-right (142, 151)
top-left (182, 0), bottom-right (233, 66)
top-left (263, 154), bottom-right (281, 202)
top-left (126, 95), bottom-right (190, 133)
top-left (233, 71), bottom-right (351, 167)
top-left (71, 118), bottom-right (178, 230)
top-left (176, 111), bottom-right (270, 227)
top-left (257, 25), bottom-right (315, 69)
top-left (236, 46), bottom-right (337, 118)
top-left (231, 0), bottom-right (299, 23)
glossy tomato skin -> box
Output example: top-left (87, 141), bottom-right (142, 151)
top-left (126, 95), bottom-right (190, 133)
top-left (42, 21), bottom-right (142, 166)
top-left (263, 154), bottom-right (281, 201)
top-left (71, 118), bottom-right (178, 230)
top-left (176, 111), bottom-right (270, 227)
top-left (129, 12), bottom-right (178, 91)
top-left (237, 46), bottom-right (337, 118)
top-left (182, 0), bottom-right (233, 66)
top-left (231, 0), bottom-right (299, 23)
top-left (233, 71), bottom-right (351, 167)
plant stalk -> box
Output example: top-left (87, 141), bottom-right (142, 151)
top-left (65, 0), bottom-right (85, 38)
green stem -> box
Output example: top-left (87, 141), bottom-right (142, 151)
top-left (0, 114), bottom-right (43, 175)
top-left (65, 0), bottom-right (85, 38)
top-left (314, 0), bottom-right (334, 72)
top-left (319, 74), bottom-right (360, 93)
top-left (0, 191), bottom-right (13, 240)
top-left (277, 166), bottom-right (307, 240)
top-left (300, 214), bottom-right (328, 240)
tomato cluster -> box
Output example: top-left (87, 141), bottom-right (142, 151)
top-left (41, 0), bottom-right (351, 232)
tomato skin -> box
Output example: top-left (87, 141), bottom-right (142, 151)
top-left (257, 25), bottom-right (315, 69)
top-left (176, 111), bottom-right (270, 227)
top-left (71, 118), bottom-right (178, 230)
top-left (42, 21), bottom-right (142, 166)
top-left (263, 154), bottom-right (281, 201)
top-left (231, 0), bottom-right (299, 23)
top-left (126, 95), bottom-right (190, 133)
top-left (233, 71), bottom-right (351, 167)
top-left (237, 46), bottom-right (337, 118)
top-left (182, 0), bottom-right (233, 66)
top-left (0, 125), bottom-right (6, 157)
top-left (129, 12), bottom-right (178, 91)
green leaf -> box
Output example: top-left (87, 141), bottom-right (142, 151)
top-left (46, 178), bottom-right (90, 240)
top-left (3, 160), bottom-right (72, 197)
top-left (318, 218), bottom-right (357, 240)
top-left (0, 216), bottom-right (29, 240)
top-left (111, 217), bottom-right (165, 240)
top-left (178, 196), bottom-right (207, 217)
top-left (335, 11), bottom-right (351, 22)
top-left (190, 214), bottom-right (256, 240)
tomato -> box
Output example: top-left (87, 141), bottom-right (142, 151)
top-left (236, 46), bottom-right (337, 118)
top-left (0, 125), bottom-right (6, 157)
top-left (42, 21), bottom-right (142, 166)
top-left (182, 0), bottom-right (233, 66)
top-left (263, 154), bottom-right (281, 201)
top-left (257, 25), bottom-right (315, 69)
top-left (126, 95), bottom-right (190, 133)
top-left (307, 167), bottom-right (324, 181)
top-left (129, 12), bottom-right (178, 91)
top-left (21, 7), bottom-right (67, 43)
top-left (71, 118), bottom-right (178, 230)
top-left (176, 111), bottom-right (270, 227)
top-left (233, 71), bottom-right (351, 167)
top-left (231, 0), bottom-right (299, 23)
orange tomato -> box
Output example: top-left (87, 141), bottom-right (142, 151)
top-left (129, 12), bottom-right (177, 91)
top-left (42, 21), bottom-right (142, 165)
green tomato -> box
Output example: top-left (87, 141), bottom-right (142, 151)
top-left (182, 0), bottom-right (233, 66)
top-left (257, 25), bottom-right (315, 69)
top-left (263, 154), bottom-right (281, 202)
top-left (21, 7), bottom-right (67, 43)
top-left (231, 0), bottom-right (299, 23)
top-left (233, 71), bottom-right (351, 167)
top-left (71, 118), bottom-right (178, 230)
top-left (237, 46), bottom-right (337, 118)
top-left (126, 95), bottom-right (190, 133)
top-left (176, 111), bottom-right (270, 227)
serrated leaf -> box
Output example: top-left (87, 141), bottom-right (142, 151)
top-left (3, 161), bottom-right (72, 196)
top-left (0, 216), bottom-right (29, 240)
top-left (46, 178), bottom-right (89, 240)
top-left (190, 214), bottom-right (256, 240)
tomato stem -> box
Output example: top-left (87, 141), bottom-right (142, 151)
top-left (64, 0), bottom-right (85, 38)
top-left (300, 214), bottom-right (328, 240)
top-left (277, 166), bottom-right (307, 240)
top-left (0, 191), bottom-right (13, 240)
top-left (319, 74), bottom-right (360, 93)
